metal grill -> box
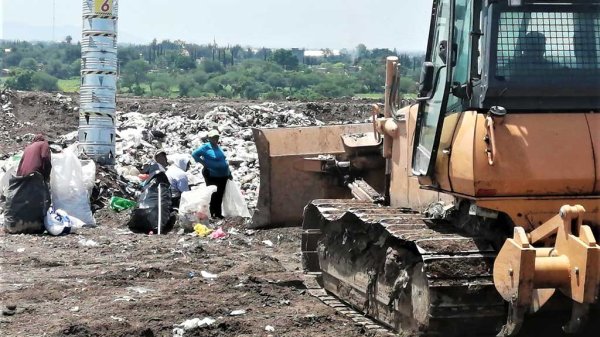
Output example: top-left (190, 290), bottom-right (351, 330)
top-left (496, 11), bottom-right (600, 79)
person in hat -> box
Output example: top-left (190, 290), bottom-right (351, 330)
top-left (191, 130), bottom-right (232, 219)
top-left (155, 152), bottom-right (190, 209)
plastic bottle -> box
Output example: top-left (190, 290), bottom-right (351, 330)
top-left (109, 196), bottom-right (137, 212)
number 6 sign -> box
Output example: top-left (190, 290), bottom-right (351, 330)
top-left (94, 0), bottom-right (113, 15)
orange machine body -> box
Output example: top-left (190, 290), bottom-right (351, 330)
top-left (385, 105), bottom-right (600, 229)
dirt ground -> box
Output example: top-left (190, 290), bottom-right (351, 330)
top-left (1, 212), bottom-right (380, 337)
top-left (0, 91), bottom-right (381, 337)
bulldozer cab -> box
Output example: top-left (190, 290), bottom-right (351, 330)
top-left (413, 0), bottom-right (600, 177)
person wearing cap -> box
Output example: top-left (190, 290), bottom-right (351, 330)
top-left (155, 152), bottom-right (190, 209)
top-left (191, 130), bottom-right (231, 219)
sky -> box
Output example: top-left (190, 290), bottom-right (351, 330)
top-left (0, 0), bottom-right (433, 52)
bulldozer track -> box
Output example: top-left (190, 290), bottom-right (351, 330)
top-left (301, 199), bottom-right (507, 337)
top-left (304, 272), bottom-right (397, 336)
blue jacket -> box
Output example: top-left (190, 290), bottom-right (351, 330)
top-left (191, 143), bottom-right (230, 177)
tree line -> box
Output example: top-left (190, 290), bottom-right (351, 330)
top-left (0, 38), bottom-right (424, 100)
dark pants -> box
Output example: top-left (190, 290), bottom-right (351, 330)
top-left (171, 196), bottom-right (181, 210)
top-left (202, 169), bottom-right (228, 218)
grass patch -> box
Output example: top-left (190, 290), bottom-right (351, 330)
top-left (58, 77), bottom-right (80, 93)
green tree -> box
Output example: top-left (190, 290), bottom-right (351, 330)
top-left (69, 59), bottom-right (81, 77)
top-left (192, 70), bottom-right (209, 86)
top-left (201, 60), bottom-right (225, 74)
top-left (356, 44), bottom-right (369, 61)
top-left (3, 51), bottom-right (23, 67)
top-left (5, 69), bottom-right (34, 90)
top-left (172, 54), bottom-right (196, 70)
top-left (46, 60), bottom-right (69, 79)
top-left (271, 49), bottom-right (299, 70)
top-left (19, 57), bottom-right (38, 71)
top-left (151, 81), bottom-right (170, 97)
top-left (178, 77), bottom-right (199, 97)
top-left (122, 60), bottom-right (151, 89)
top-left (32, 72), bottom-right (59, 91)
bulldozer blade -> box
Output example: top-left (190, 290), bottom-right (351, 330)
top-left (251, 123), bottom-right (381, 228)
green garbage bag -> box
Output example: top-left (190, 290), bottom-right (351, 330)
top-left (110, 196), bottom-right (137, 212)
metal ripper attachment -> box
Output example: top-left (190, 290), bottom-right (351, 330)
top-left (494, 205), bottom-right (600, 336)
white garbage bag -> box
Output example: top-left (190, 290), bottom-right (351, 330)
top-left (50, 149), bottom-right (95, 225)
top-left (222, 181), bottom-right (251, 218)
top-left (44, 207), bottom-right (84, 236)
top-left (0, 154), bottom-right (22, 198)
top-left (80, 160), bottom-right (96, 196)
top-left (179, 185), bottom-right (217, 229)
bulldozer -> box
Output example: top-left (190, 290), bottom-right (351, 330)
top-left (252, 0), bottom-right (600, 335)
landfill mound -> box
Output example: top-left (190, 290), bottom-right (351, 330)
top-left (1, 91), bottom-right (376, 213)
top-left (0, 91), bottom-right (384, 337)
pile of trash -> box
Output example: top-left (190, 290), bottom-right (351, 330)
top-left (0, 89), bottom-right (20, 147)
top-left (110, 102), bottom-right (330, 209)
top-left (1, 97), bottom-right (368, 231)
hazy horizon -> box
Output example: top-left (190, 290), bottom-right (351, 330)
top-left (1, 0), bottom-right (433, 52)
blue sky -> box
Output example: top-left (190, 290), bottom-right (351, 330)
top-left (1, 0), bottom-right (433, 51)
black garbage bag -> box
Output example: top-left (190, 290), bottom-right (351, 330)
top-left (127, 168), bottom-right (175, 234)
top-left (4, 172), bottom-right (50, 234)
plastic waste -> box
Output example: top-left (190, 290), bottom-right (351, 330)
top-left (4, 172), bottom-right (50, 234)
top-left (44, 207), bottom-right (84, 236)
top-left (222, 180), bottom-right (251, 218)
top-left (209, 227), bottom-right (227, 240)
top-left (51, 148), bottom-right (95, 225)
top-left (128, 170), bottom-right (173, 234)
top-left (200, 271), bottom-right (217, 279)
top-left (110, 196), bottom-right (137, 212)
top-left (80, 160), bottom-right (96, 196)
top-left (179, 185), bottom-right (217, 230)
top-left (78, 239), bottom-right (99, 247)
top-left (193, 223), bottom-right (212, 237)
top-left (229, 310), bottom-right (246, 316)
top-left (0, 154), bottom-right (22, 198)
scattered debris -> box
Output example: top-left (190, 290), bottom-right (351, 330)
top-left (173, 317), bottom-right (216, 337)
top-left (69, 306), bottom-right (80, 312)
top-left (78, 239), bottom-right (99, 247)
top-left (193, 224), bottom-right (212, 237)
top-left (200, 271), bottom-right (218, 279)
top-left (113, 296), bottom-right (136, 302)
top-left (265, 325), bottom-right (275, 332)
top-left (262, 240), bottom-right (274, 247)
top-left (110, 315), bottom-right (125, 322)
top-left (2, 304), bottom-right (17, 316)
top-left (127, 286), bottom-right (154, 294)
top-left (208, 227), bottom-right (227, 240)
top-left (229, 309), bottom-right (246, 316)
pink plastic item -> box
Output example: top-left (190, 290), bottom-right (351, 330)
top-left (209, 227), bottom-right (228, 240)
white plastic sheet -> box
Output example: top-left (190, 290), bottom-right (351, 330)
top-left (50, 148), bottom-right (95, 225)
top-left (222, 181), bottom-right (251, 218)
top-left (179, 185), bottom-right (217, 228)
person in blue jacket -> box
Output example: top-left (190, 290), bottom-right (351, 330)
top-left (191, 130), bottom-right (232, 218)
